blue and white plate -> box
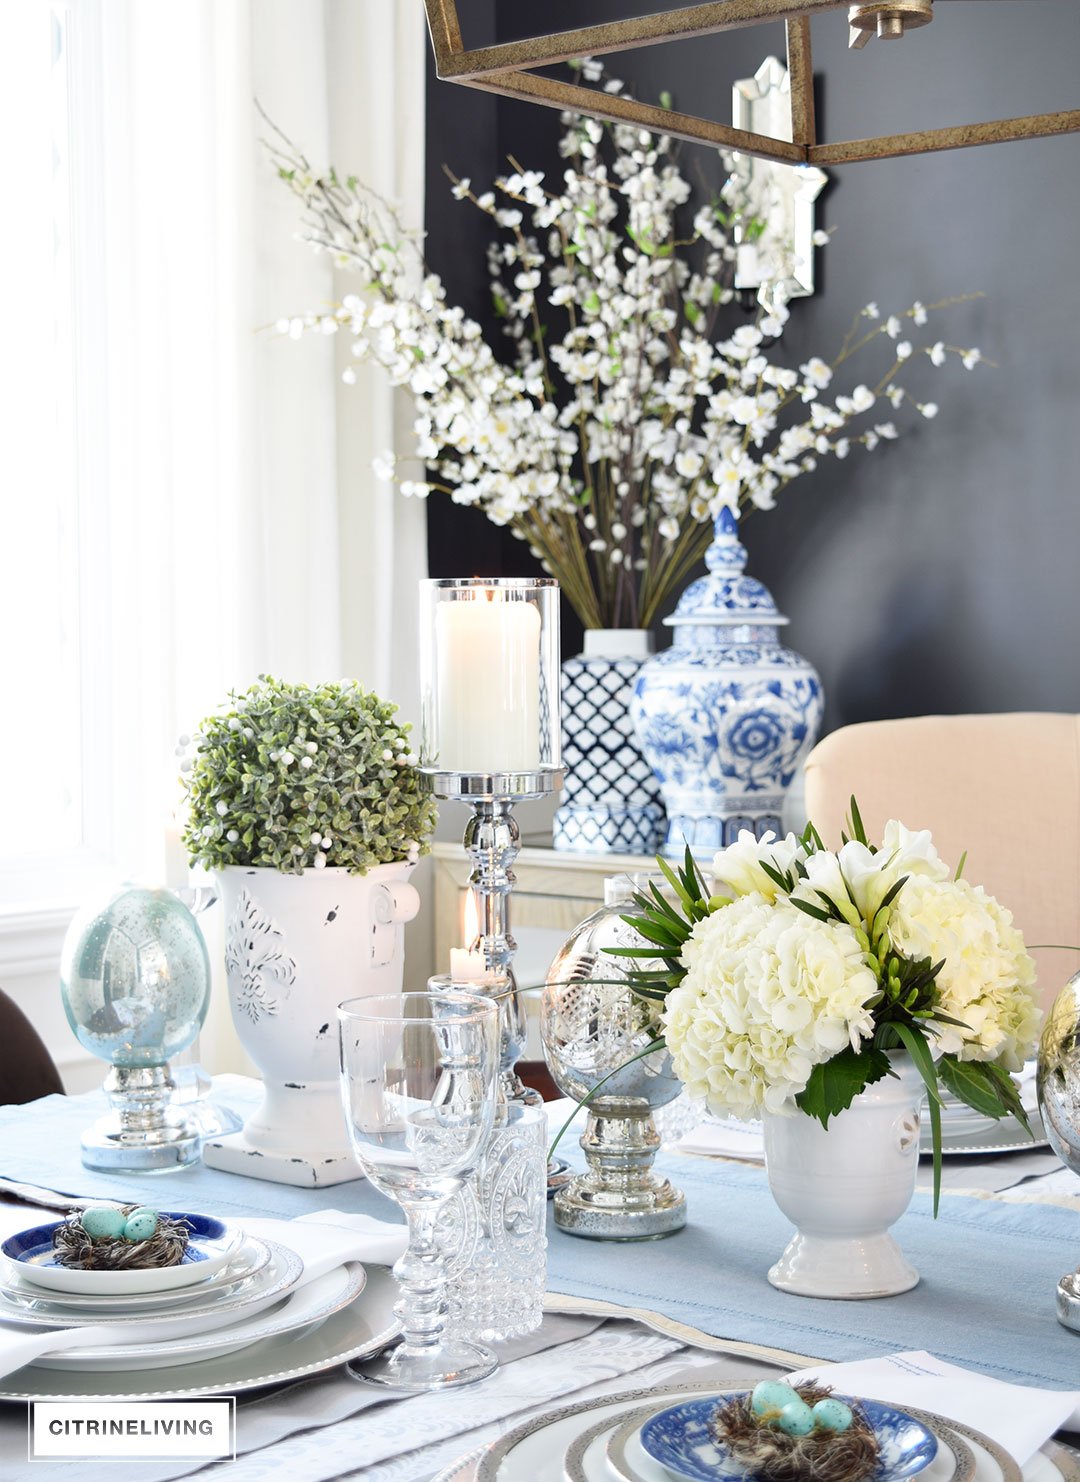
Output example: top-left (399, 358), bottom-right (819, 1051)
top-left (1, 1214), bottom-right (242, 1296)
top-left (640, 1394), bottom-right (938, 1482)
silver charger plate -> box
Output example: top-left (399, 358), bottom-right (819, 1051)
top-left (0, 1262), bottom-right (398, 1398)
top-left (920, 1088), bottom-right (1046, 1157)
top-left (0, 1236), bottom-right (275, 1324)
top-left (593, 1400), bottom-right (976, 1482)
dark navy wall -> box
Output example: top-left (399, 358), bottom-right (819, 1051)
top-left (424, 1), bottom-right (1080, 729)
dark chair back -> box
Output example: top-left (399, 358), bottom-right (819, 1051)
top-left (0, 989), bottom-right (64, 1105)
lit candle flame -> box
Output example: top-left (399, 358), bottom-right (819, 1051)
top-left (463, 886), bottom-right (480, 950)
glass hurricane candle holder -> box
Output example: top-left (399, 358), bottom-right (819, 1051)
top-left (417, 576), bottom-right (562, 1338)
top-left (60, 886), bottom-right (211, 1172)
top-left (418, 577), bottom-right (561, 785)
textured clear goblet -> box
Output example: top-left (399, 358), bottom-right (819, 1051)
top-left (337, 991), bottom-right (499, 1391)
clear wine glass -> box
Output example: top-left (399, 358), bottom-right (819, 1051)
top-left (337, 990), bottom-right (500, 1391)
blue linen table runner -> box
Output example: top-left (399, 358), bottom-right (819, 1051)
top-left (0, 1086), bottom-right (1077, 1388)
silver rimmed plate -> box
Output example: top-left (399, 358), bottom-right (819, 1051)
top-left (596, 1402), bottom-right (974, 1482)
top-left (34, 1256), bottom-right (362, 1371)
top-left (0, 1237), bottom-right (274, 1322)
top-left (0, 1263), bottom-right (399, 1399)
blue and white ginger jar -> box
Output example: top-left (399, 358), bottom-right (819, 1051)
top-left (631, 509), bottom-right (823, 857)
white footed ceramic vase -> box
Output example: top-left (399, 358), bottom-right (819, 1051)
top-left (204, 862), bottom-right (420, 1187)
top-left (762, 1053), bottom-right (925, 1299)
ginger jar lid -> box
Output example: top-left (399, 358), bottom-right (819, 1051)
top-left (665, 507), bottom-right (788, 628)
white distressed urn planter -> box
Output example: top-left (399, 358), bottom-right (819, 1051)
top-left (203, 861), bottom-right (420, 1187)
top-left (762, 1053), bottom-right (925, 1299)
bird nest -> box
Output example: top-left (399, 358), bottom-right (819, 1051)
top-left (51, 1209), bottom-right (192, 1271)
top-left (712, 1387), bottom-right (881, 1482)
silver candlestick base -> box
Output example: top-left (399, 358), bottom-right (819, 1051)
top-left (553, 1099), bottom-right (686, 1241)
top-left (422, 766), bottom-right (567, 1235)
top-left (81, 1065), bottom-right (203, 1173)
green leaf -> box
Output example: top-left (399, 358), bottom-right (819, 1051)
top-left (954, 850), bottom-right (968, 881)
top-left (849, 794), bottom-right (868, 846)
top-left (656, 854), bottom-right (696, 917)
top-left (619, 915), bottom-right (683, 948)
top-left (647, 880), bottom-right (685, 926)
top-left (959, 1059), bottom-right (1033, 1136)
top-left (790, 897), bottom-right (831, 924)
top-left (659, 90), bottom-right (673, 110)
top-left (795, 1046), bottom-right (891, 1127)
top-left (937, 1057), bottom-right (1009, 1120)
top-left (892, 1022), bottom-right (943, 1214)
top-left (760, 860), bottom-right (793, 894)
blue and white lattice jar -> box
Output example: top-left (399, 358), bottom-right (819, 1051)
top-left (554, 629), bottom-right (666, 855)
top-left (631, 509), bottom-right (823, 857)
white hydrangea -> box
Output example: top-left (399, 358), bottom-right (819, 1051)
top-left (888, 876), bottom-right (1041, 1069)
top-left (662, 893), bottom-right (877, 1119)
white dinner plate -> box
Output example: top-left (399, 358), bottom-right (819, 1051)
top-left (33, 1257), bottom-right (364, 1371)
top-left (2, 1214), bottom-right (244, 1295)
top-left (595, 1402), bottom-right (973, 1482)
top-left (0, 1262), bottom-right (399, 1400)
top-left (0, 1237), bottom-right (274, 1323)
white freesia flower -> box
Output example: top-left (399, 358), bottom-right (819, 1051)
top-left (711, 829), bottom-right (807, 903)
top-left (830, 819), bottom-right (950, 920)
top-left (663, 894), bottom-right (878, 1119)
top-left (888, 876), bottom-right (1040, 1069)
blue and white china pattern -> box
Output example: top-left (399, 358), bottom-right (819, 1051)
top-left (2, 1212), bottom-right (229, 1271)
top-left (640, 1394), bottom-right (938, 1482)
top-left (631, 509), bottom-right (823, 856)
top-left (554, 630), bottom-right (666, 855)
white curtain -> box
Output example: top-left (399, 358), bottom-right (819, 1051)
top-left (0, 0), bottom-right (428, 1080)
top-left (95, 0), bottom-right (427, 850)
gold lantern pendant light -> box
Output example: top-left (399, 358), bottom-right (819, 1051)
top-left (422, 0), bottom-right (1080, 166)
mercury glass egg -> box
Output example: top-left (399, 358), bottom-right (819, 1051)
top-left (1037, 970), bottom-right (1080, 1178)
top-left (81, 1206), bottom-right (127, 1240)
top-left (60, 887), bottom-right (210, 1069)
top-left (812, 1399), bottom-right (854, 1433)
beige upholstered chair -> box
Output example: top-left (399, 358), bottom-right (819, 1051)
top-left (803, 714), bottom-right (1080, 1011)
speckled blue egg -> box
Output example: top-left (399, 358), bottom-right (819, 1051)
top-left (776, 1399), bottom-right (815, 1437)
top-left (751, 1381), bottom-right (798, 1417)
top-left (122, 1208), bottom-right (159, 1242)
top-left (80, 1206), bottom-right (127, 1241)
top-left (812, 1399), bottom-right (854, 1433)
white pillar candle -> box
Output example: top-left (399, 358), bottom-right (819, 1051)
top-left (435, 591), bottom-right (541, 772)
top-left (449, 947), bottom-right (488, 983)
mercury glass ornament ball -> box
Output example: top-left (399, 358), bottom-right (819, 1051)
top-left (1037, 970), bottom-right (1080, 1178)
top-left (61, 886), bottom-right (211, 1068)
